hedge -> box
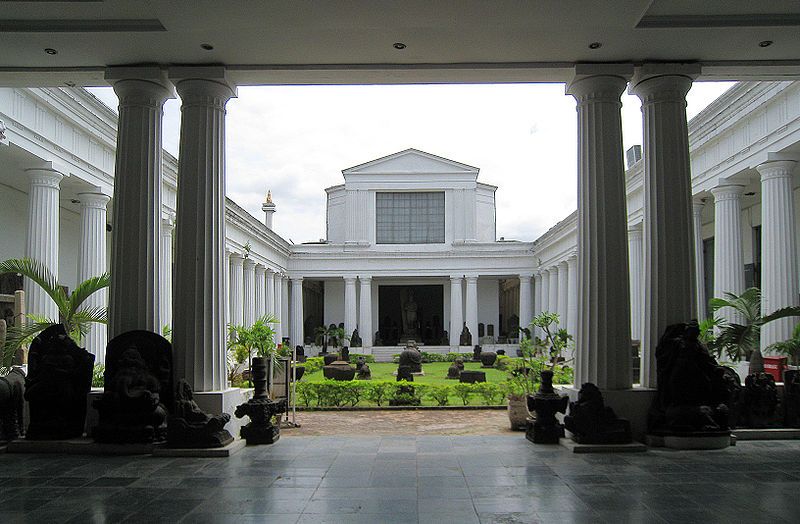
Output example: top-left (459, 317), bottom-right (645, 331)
top-left (392, 352), bottom-right (476, 364)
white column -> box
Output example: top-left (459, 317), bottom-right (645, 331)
top-left (281, 274), bottom-right (289, 342)
top-left (229, 253), bottom-right (243, 327)
top-left (273, 272), bottom-right (283, 344)
top-left (290, 277), bottom-right (304, 347)
top-left (159, 215), bottom-right (174, 333)
top-left (548, 266), bottom-right (559, 318)
top-left (568, 69), bottom-right (633, 390)
top-left (344, 276), bottom-right (358, 339)
top-left (628, 223), bottom-right (644, 341)
top-left (540, 269), bottom-right (550, 315)
top-left (242, 259), bottom-right (256, 327)
top-left (254, 264), bottom-right (266, 321)
top-left (449, 276), bottom-right (463, 346)
top-left (265, 268), bottom-right (275, 316)
top-left (518, 274), bottom-right (533, 331)
top-left (465, 275), bottom-right (479, 343)
top-left (359, 276), bottom-right (373, 347)
top-left (557, 260), bottom-right (569, 329)
top-left (566, 254), bottom-right (578, 340)
top-left (758, 160), bottom-right (799, 350)
top-left (692, 199), bottom-right (707, 319)
top-left (77, 192), bottom-right (110, 360)
top-left (632, 65), bottom-right (699, 388)
top-left (224, 250), bottom-right (230, 330)
top-left (533, 272), bottom-right (543, 338)
top-left (711, 184), bottom-right (746, 325)
top-left (106, 70), bottom-right (172, 337)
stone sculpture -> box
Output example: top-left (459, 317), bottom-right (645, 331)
top-left (472, 345), bottom-right (482, 362)
top-left (235, 356), bottom-right (286, 445)
top-left (340, 346), bottom-right (350, 362)
top-left (563, 383), bottom-right (632, 444)
top-left (459, 324), bottom-right (472, 346)
top-left (356, 356), bottom-right (371, 380)
top-left (374, 331), bottom-right (383, 346)
top-left (399, 340), bottom-right (423, 373)
top-left (526, 369), bottom-right (569, 444)
top-left (350, 329), bottom-right (362, 348)
top-left (323, 360), bottom-right (356, 381)
top-left (459, 370), bottom-right (486, 383)
top-left (25, 324), bottom-right (94, 440)
top-left (93, 330), bottom-right (172, 444)
top-left (742, 372), bottom-right (778, 428)
top-left (0, 367), bottom-right (25, 441)
top-left (167, 379), bottom-right (234, 448)
top-left (441, 331), bottom-right (448, 345)
top-left (295, 345), bottom-right (306, 363)
top-left (480, 351), bottom-right (497, 368)
top-left (784, 369), bottom-right (800, 428)
top-left (446, 360), bottom-right (462, 379)
top-left (719, 366), bottom-right (743, 429)
top-left (323, 353), bottom-right (339, 366)
top-left (396, 365), bottom-right (414, 382)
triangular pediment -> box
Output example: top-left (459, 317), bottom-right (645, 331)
top-left (342, 149), bottom-right (479, 176)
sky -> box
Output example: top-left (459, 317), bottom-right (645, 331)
top-left (88, 81), bottom-right (734, 244)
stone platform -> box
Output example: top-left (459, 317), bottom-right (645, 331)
top-left (733, 428), bottom-right (800, 440)
top-left (645, 432), bottom-right (733, 450)
top-left (152, 438), bottom-right (246, 457)
top-left (559, 437), bottom-right (647, 453)
top-left (7, 437), bottom-right (155, 455)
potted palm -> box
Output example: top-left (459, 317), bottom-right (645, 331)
top-left (228, 314), bottom-right (279, 390)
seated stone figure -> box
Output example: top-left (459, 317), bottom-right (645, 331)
top-left (25, 324), bottom-right (94, 440)
top-left (0, 367), bottom-right (25, 441)
top-left (94, 331), bottom-right (172, 444)
top-left (460, 324), bottom-right (472, 346)
top-left (350, 329), bottom-right (362, 348)
top-left (167, 379), bottom-right (233, 448)
top-left (564, 383), bottom-right (632, 444)
top-left (356, 356), bottom-right (371, 380)
top-left (743, 372), bottom-right (778, 428)
top-left (446, 359), bottom-right (462, 379)
top-left (399, 340), bottom-right (423, 373)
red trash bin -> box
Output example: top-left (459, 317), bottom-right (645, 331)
top-left (763, 356), bottom-right (787, 382)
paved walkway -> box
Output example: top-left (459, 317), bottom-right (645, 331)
top-left (1, 436), bottom-right (799, 523)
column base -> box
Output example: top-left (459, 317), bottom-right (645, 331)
top-left (561, 386), bottom-right (657, 442)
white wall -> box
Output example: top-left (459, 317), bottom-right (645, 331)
top-left (323, 279), bottom-right (345, 327)
top-left (0, 182), bottom-right (28, 262)
top-left (477, 277), bottom-right (499, 333)
top-left (58, 206), bottom-right (81, 292)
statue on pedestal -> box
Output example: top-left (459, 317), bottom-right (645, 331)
top-left (235, 356), bottom-right (285, 444)
top-left (399, 340), bottom-right (422, 373)
top-left (563, 383), bottom-right (632, 444)
top-left (401, 290), bottom-right (419, 340)
top-left (167, 379), bottom-right (233, 448)
top-left (526, 370), bottom-right (568, 444)
top-left (350, 329), bottom-right (362, 348)
top-left (0, 366), bottom-right (25, 441)
top-left (459, 324), bottom-right (472, 346)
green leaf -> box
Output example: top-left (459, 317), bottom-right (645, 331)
top-left (67, 274), bottom-right (110, 316)
top-left (0, 258), bottom-right (69, 314)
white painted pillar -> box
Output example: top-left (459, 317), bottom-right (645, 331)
top-left (628, 223), bottom-right (644, 341)
top-left (568, 69), bottom-right (633, 390)
top-left (273, 272), bottom-right (283, 344)
top-left (465, 275), bottom-right (479, 343)
top-left (533, 272), bottom-right (543, 338)
top-left (518, 274), bottom-right (533, 331)
top-left (265, 268), bottom-right (275, 316)
top-left (557, 260), bottom-right (569, 329)
top-left (224, 250), bottom-right (231, 329)
top-left (711, 184), bottom-right (746, 325)
top-left (632, 65), bottom-right (699, 388)
top-left (548, 266), bottom-right (559, 319)
top-left (281, 274), bottom-right (289, 343)
top-left (242, 259), bottom-right (256, 327)
top-left (758, 159), bottom-right (799, 350)
top-left (344, 276), bottom-right (358, 339)
top-left (449, 276), bottom-right (463, 345)
top-left (359, 276), bottom-right (373, 347)
top-left (566, 254), bottom-right (578, 340)
top-left (229, 253), bottom-right (244, 327)
top-left (106, 70), bottom-right (172, 337)
top-left (692, 199), bottom-right (707, 319)
top-left (159, 215), bottom-right (174, 334)
top-left (77, 192), bottom-right (110, 360)
top-left (290, 277), bottom-right (304, 347)
top-left (254, 264), bottom-right (266, 321)
top-left (540, 269), bottom-right (551, 316)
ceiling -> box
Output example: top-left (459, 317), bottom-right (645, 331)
top-left (1, 0), bottom-right (799, 86)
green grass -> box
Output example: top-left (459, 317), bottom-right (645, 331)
top-left (302, 361), bottom-right (509, 385)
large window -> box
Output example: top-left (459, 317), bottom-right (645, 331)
top-left (376, 191), bottom-right (445, 244)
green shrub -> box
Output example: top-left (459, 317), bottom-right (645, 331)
top-left (348, 353), bottom-right (375, 363)
top-left (494, 355), bottom-right (512, 370)
top-left (342, 381), bottom-right (364, 406)
top-left (427, 385), bottom-right (451, 406)
top-left (392, 354), bottom-right (401, 364)
top-left (452, 383), bottom-right (475, 405)
top-left (315, 380), bottom-right (349, 407)
top-left (92, 364), bottom-right (105, 388)
top-left (365, 381), bottom-right (394, 406)
top-left (296, 381), bottom-right (317, 407)
top-left (302, 356), bottom-right (324, 375)
top-left (473, 382), bottom-right (503, 405)
top-left (553, 364), bottom-right (573, 385)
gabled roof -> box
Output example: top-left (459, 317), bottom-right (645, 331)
top-left (342, 148), bottom-right (479, 176)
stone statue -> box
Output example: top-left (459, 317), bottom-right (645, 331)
top-left (235, 356), bottom-right (285, 444)
top-left (472, 345), bottom-right (482, 362)
top-left (323, 360), bottom-right (356, 381)
top-left (356, 356), bottom-right (371, 380)
top-left (350, 329), bottom-right (362, 348)
top-left (0, 367), bottom-right (25, 441)
top-left (446, 359), bottom-right (462, 379)
top-left (459, 324), bottom-right (472, 346)
top-left (784, 370), bottom-right (800, 428)
top-left (563, 383), bottom-right (632, 444)
top-left (167, 379), bottom-right (234, 448)
top-left (526, 369), bottom-right (569, 444)
top-left (480, 351), bottom-right (498, 368)
top-left (25, 324), bottom-right (94, 440)
top-left (399, 340), bottom-right (422, 373)
top-left (441, 331), bottom-right (449, 345)
top-left (340, 346), bottom-right (350, 362)
top-left (396, 365), bottom-right (414, 382)
top-left (93, 330), bottom-right (172, 444)
top-left (374, 331), bottom-right (383, 346)
top-left (401, 290), bottom-right (419, 340)
top-left (742, 372), bottom-right (778, 428)
top-left (295, 345), bottom-right (306, 363)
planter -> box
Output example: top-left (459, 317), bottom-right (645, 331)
top-left (507, 395), bottom-right (530, 431)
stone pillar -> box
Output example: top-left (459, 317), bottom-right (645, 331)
top-left (359, 276), bottom-right (373, 347)
top-left (758, 159), bottom-right (799, 349)
top-left (465, 275), bottom-right (479, 343)
top-left (224, 250), bottom-right (231, 327)
top-left (290, 277), bottom-right (304, 347)
top-left (568, 69), bottom-right (633, 390)
top-left (449, 276), bottom-right (463, 346)
top-left (159, 215), bottom-right (174, 334)
top-left (566, 254), bottom-right (578, 341)
top-left (632, 65), bottom-right (699, 388)
top-left (711, 184), bottom-right (746, 325)
top-left (228, 253), bottom-right (244, 327)
top-left (547, 266), bottom-right (559, 318)
top-left (265, 268), bottom-right (275, 316)
top-left (344, 276), bottom-right (358, 339)
top-left (281, 275), bottom-right (289, 341)
top-left (628, 223), bottom-right (644, 341)
top-left (77, 192), bottom-right (110, 361)
top-left (557, 260), bottom-right (569, 329)
top-left (518, 274), bottom-right (533, 332)
top-left (242, 259), bottom-right (256, 327)
top-left (533, 272), bottom-right (543, 338)
top-left (25, 168), bottom-right (63, 322)
top-left (254, 264), bottom-right (266, 321)
top-left (540, 269), bottom-right (550, 316)
top-left (106, 69), bottom-right (173, 337)
top-left (273, 272), bottom-right (283, 343)
top-left (692, 199), bottom-right (707, 319)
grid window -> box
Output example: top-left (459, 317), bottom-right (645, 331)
top-left (376, 192), bottom-right (445, 244)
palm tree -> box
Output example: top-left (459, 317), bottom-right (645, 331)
top-left (768, 322), bottom-right (800, 367)
top-left (0, 257), bottom-right (109, 369)
top-left (709, 287), bottom-right (800, 374)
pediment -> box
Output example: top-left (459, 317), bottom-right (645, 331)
top-left (342, 149), bottom-right (479, 176)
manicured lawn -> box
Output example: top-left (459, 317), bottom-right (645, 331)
top-left (302, 361), bottom-right (509, 385)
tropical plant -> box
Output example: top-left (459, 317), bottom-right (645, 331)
top-left (228, 314), bottom-right (279, 386)
top-left (0, 257), bottom-right (109, 370)
top-left (698, 316), bottom-right (720, 345)
top-left (530, 311), bottom-right (573, 366)
top-left (767, 322), bottom-right (800, 367)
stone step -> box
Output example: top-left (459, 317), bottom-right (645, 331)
top-left (733, 428), bottom-right (800, 440)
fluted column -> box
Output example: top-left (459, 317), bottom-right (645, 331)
top-left (281, 274), bottom-right (289, 343)
top-left (359, 276), bottom-right (373, 347)
top-left (106, 70), bottom-right (172, 337)
top-left (632, 65), bottom-right (698, 388)
top-left (534, 272), bottom-right (544, 338)
top-left (557, 260), bottom-right (569, 329)
top-left (24, 169), bottom-right (62, 322)
top-left (540, 269), bottom-right (550, 315)
top-left (465, 275), bottom-right (479, 343)
top-left (77, 192), bottom-right (110, 361)
top-left (568, 69), bottom-right (633, 390)
top-left (628, 223), bottom-right (644, 341)
top-left (229, 253), bottom-right (243, 327)
top-left (224, 250), bottom-right (231, 327)
top-left (273, 272), bottom-right (283, 344)
top-left (290, 277), bottom-right (304, 347)
top-left (548, 266), bottom-right (559, 319)
top-left (758, 160), bottom-right (799, 349)
top-left (692, 199), bottom-right (707, 319)
top-left (160, 215), bottom-right (174, 333)
top-left (449, 276), bottom-right (463, 345)
top-left (254, 264), bottom-right (266, 321)
top-left (265, 268), bottom-right (275, 316)
top-left (518, 274), bottom-right (533, 331)
top-left (566, 254), bottom-right (578, 340)
top-left (242, 259), bottom-right (256, 327)
top-left (711, 184), bottom-right (746, 325)
top-left (344, 276), bottom-right (358, 339)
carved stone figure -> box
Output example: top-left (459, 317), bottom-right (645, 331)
top-left (480, 351), bottom-right (497, 368)
top-left (472, 345), bottom-right (482, 362)
top-left (742, 372), bottom-right (778, 428)
top-left (526, 370), bottom-right (569, 444)
top-left (356, 356), bottom-right (371, 380)
top-left (399, 340), bottom-right (423, 373)
top-left (0, 367), bottom-right (25, 441)
top-left (374, 331), bottom-right (383, 346)
top-left (350, 329), bottom-right (362, 348)
top-left (295, 345), bottom-right (306, 363)
top-left (441, 331), bottom-right (449, 345)
top-left (719, 366), bottom-right (743, 429)
top-left (401, 290), bottom-right (419, 340)
top-left (167, 379), bottom-right (234, 448)
top-left (396, 365), bottom-right (414, 382)
top-left (323, 360), bottom-right (356, 381)
top-left (235, 356), bottom-right (285, 445)
top-left (784, 370), bottom-right (800, 428)
top-left (563, 383), bottom-right (632, 444)
top-left (323, 353), bottom-right (339, 366)
top-left (25, 324), bottom-right (95, 440)
top-left (93, 330), bottom-right (172, 444)
top-left (459, 324), bottom-right (472, 346)
top-left (446, 361), bottom-right (461, 379)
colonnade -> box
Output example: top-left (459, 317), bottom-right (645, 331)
top-left (226, 251), bottom-right (288, 344)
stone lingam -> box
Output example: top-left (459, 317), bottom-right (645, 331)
top-left (0, 366), bottom-right (25, 441)
top-left (563, 383), bottom-right (632, 444)
top-left (25, 324), bottom-right (94, 440)
top-left (167, 379), bottom-right (234, 448)
top-left (480, 351), bottom-right (497, 368)
top-left (93, 330), bottom-right (172, 444)
top-left (235, 356), bottom-right (286, 445)
top-left (526, 369), bottom-right (568, 444)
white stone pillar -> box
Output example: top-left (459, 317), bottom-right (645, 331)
top-left (540, 269), bottom-right (551, 316)
top-left (224, 250), bottom-right (231, 328)
top-left (548, 266), bottom-right (559, 318)
top-left (229, 253), bottom-right (243, 327)
top-left (533, 272), bottom-right (543, 338)
top-left (449, 276), bottom-right (463, 346)
top-left (632, 65), bottom-right (699, 388)
top-left (242, 259), bottom-right (256, 327)
top-left (77, 192), bottom-right (110, 360)
top-left (568, 69), bottom-right (633, 390)
top-left (692, 199), bottom-right (707, 319)
top-left (628, 223), bottom-right (644, 341)
top-left (254, 264), bottom-right (266, 321)
top-left (465, 275), bottom-right (479, 343)
top-left (758, 160), bottom-right (799, 350)
top-left (106, 70), bottom-right (172, 337)
top-left (711, 184), bottom-right (746, 325)
top-left (273, 272), bottom-right (283, 344)
top-left (265, 268), bottom-right (275, 316)
top-left (566, 254), bottom-right (578, 340)
top-left (290, 277), bottom-right (304, 347)
top-left (159, 215), bottom-right (174, 334)
top-left (25, 168), bottom-right (63, 322)
top-left (281, 274), bottom-right (289, 342)
top-left (344, 276), bottom-right (358, 339)
top-left (359, 276), bottom-right (373, 347)
top-left (518, 274), bottom-right (533, 332)
top-left (557, 260), bottom-right (569, 329)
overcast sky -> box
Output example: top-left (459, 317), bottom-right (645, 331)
top-left (88, 81), bottom-right (734, 244)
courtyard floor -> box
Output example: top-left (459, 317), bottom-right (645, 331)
top-left (1, 435), bottom-right (800, 523)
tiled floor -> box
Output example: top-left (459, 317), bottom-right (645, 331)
top-left (1, 436), bottom-right (800, 523)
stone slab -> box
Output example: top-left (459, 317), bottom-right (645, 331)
top-left (153, 438), bottom-right (246, 457)
top-left (733, 428), bottom-right (800, 440)
top-left (7, 437), bottom-right (155, 455)
top-left (559, 437), bottom-right (646, 453)
top-left (645, 433), bottom-right (733, 450)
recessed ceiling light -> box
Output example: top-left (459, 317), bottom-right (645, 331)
top-left (64, 81), bottom-right (76, 87)
top-left (393, 42), bottom-right (407, 50)
top-left (200, 43), bottom-right (214, 51)
top-left (745, 191), bottom-right (756, 196)
top-left (759, 40), bottom-right (773, 47)
top-left (70, 199), bottom-right (80, 204)
top-left (44, 48), bottom-right (58, 55)
top-left (588, 42), bottom-right (602, 49)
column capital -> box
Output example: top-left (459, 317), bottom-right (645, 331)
top-left (450, 275), bottom-right (463, 282)
top-left (242, 258), bottom-right (256, 270)
top-left (566, 65), bottom-right (632, 101)
top-left (519, 273), bottom-right (533, 281)
top-left (170, 66), bottom-right (237, 102)
top-left (265, 267), bottom-right (275, 275)
top-left (710, 183), bottom-right (745, 201)
top-left (105, 66), bottom-right (175, 94)
top-left (77, 192), bottom-right (111, 209)
top-left (161, 214), bottom-right (175, 231)
top-left (567, 253), bottom-right (578, 265)
top-left (692, 197), bottom-right (706, 215)
top-left (757, 159), bottom-right (797, 181)
top-left (289, 275), bottom-right (303, 283)
top-left (25, 168), bottom-right (63, 188)
top-left (465, 274), bottom-right (479, 283)
top-left (343, 275), bottom-right (358, 284)
top-left (254, 263), bottom-right (266, 274)
top-left (630, 63), bottom-right (700, 101)
top-left (359, 275), bottom-right (372, 283)
top-left (229, 252), bottom-right (244, 265)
